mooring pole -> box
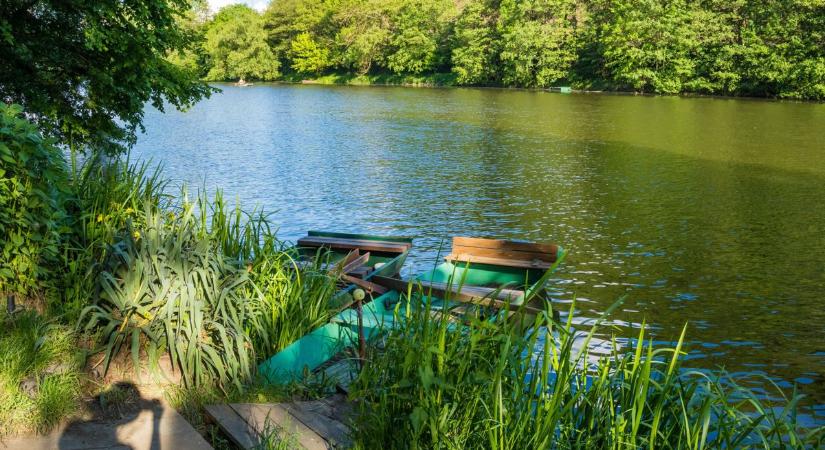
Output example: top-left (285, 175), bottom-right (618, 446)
top-left (353, 289), bottom-right (367, 366)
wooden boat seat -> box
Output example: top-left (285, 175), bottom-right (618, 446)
top-left (445, 236), bottom-right (560, 269)
top-left (297, 236), bottom-right (411, 254)
top-left (371, 276), bottom-right (543, 314)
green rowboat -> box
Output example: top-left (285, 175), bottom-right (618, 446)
top-left (259, 236), bottom-right (564, 385)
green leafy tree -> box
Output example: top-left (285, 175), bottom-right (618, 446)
top-left (167, 0), bottom-right (212, 79)
top-left (498, 0), bottom-right (579, 87)
top-left (451, 0), bottom-right (500, 85)
top-left (0, 0), bottom-right (212, 154)
top-left (333, 0), bottom-right (396, 74)
top-left (386, 0), bottom-right (455, 74)
top-left (596, 0), bottom-right (698, 94)
top-left (289, 32), bottom-right (332, 74)
top-left (263, 0), bottom-right (337, 68)
top-left (204, 5), bottom-right (280, 81)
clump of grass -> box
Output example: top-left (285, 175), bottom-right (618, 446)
top-left (0, 311), bottom-right (84, 437)
top-left (255, 421), bottom-right (301, 450)
top-left (78, 165), bottom-right (340, 391)
top-left (349, 298), bottom-right (825, 449)
top-left (58, 154), bottom-right (168, 322)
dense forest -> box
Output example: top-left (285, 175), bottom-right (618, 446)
top-left (175, 0), bottom-right (825, 99)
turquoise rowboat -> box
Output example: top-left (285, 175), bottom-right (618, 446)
top-left (290, 230), bottom-right (412, 307)
top-left (259, 236), bottom-right (563, 384)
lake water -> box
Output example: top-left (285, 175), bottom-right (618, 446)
top-left (134, 84), bottom-right (825, 423)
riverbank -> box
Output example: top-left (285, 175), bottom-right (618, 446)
top-left (210, 73), bottom-right (825, 104)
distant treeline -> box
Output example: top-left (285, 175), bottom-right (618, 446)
top-left (175, 0), bottom-right (825, 99)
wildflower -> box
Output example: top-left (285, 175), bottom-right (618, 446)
top-left (125, 207), bottom-right (134, 215)
top-left (96, 214), bottom-right (104, 222)
top-left (132, 230), bottom-right (141, 240)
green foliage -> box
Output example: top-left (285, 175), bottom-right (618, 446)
top-left (205, 5), bottom-right (280, 81)
top-left (289, 33), bottom-right (332, 75)
top-left (332, 0), bottom-right (396, 74)
top-left (82, 197), bottom-right (259, 390)
top-left (0, 104), bottom-right (68, 301)
top-left (451, 0), bottom-right (500, 85)
top-left (77, 171), bottom-right (339, 390)
top-left (498, 0), bottom-right (579, 88)
top-left (0, 311), bottom-right (83, 437)
top-left (167, 0), bottom-right (825, 98)
top-left (596, 0), bottom-right (698, 93)
top-left (385, 0), bottom-right (455, 75)
top-left (0, 0), bottom-right (212, 154)
top-left (350, 299), bottom-right (825, 448)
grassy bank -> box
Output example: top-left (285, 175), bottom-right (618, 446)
top-left (273, 72), bottom-right (458, 88)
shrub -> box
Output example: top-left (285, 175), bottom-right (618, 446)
top-left (0, 104), bottom-right (69, 304)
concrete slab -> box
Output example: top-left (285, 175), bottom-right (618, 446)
top-left (1, 397), bottom-right (211, 450)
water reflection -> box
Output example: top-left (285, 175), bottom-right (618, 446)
top-left (134, 84), bottom-right (825, 423)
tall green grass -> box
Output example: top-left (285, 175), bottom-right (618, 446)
top-left (76, 160), bottom-right (340, 391)
top-left (58, 154), bottom-right (168, 320)
top-left (0, 311), bottom-right (83, 437)
top-left (349, 297), bottom-right (825, 449)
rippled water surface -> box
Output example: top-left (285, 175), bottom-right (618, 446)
top-left (134, 84), bottom-right (825, 422)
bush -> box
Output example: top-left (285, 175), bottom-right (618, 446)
top-left (0, 104), bottom-right (69, 304)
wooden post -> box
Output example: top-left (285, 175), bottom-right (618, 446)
top-left (7, 294), bottom-right (14, 314)
top-left (352, 289), bottom-right (366, 367)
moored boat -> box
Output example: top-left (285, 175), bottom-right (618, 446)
top-left (259, 235), bottom-right (564, 385)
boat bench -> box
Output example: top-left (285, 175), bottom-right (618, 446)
top-left (297, 235), bottom-right (412, 254)
top-left (445, 236), bottom-right (560, 269)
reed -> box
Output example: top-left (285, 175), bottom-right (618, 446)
top-left (77, 163), bottom-right (340, 391)
top-left (349, 297), bottom-right (825, 449)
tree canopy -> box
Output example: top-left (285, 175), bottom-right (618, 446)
top-left (204, 4), bottom-right (280, 81)
top-left (179, 0), bottom-right (823, 100)
top-left (0, 0), bottom-right (213, 154)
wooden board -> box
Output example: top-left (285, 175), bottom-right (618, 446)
top-left (298, 236), bottom-right (411, 254)
top-left (371, 276), bottom-right (543, 315)
top-left (322, 358), bottom-right (358, 393)
top-left (446, 254), bottom-right (554, 269)
top-left (205, 404), bottom-right (261, 449)
top-left (206, 396), bottom-right (354, 450)
top-left (446, 237), bottom-right (560, 269)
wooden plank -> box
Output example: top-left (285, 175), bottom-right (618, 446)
top-left (371, 276), bottom-right (544, 315)
top-left (322, 358), bottom-right (358, 393)
top-left (321, 394), bottom-right (355, 424)
top-left (452, 236), bottom-right (559, 256)
top-left (298, 236), bottom-right (411, 254)
top-left (339, 252), bottom-right (370, 275)
top-left (230, 403), bottom-right (329, 450)
top-left (340, 274), bottom-right (388, 295)
top-left (284, 402), bottom-right (352, 448)
top-left (205, 404), bottom-right (261, 450)
top-left (420, 280), bottom-right (524, 301)
top-left (446, 253), bottom-right (553, 269)
top-left (329, 250), bottom-right (361, 273)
